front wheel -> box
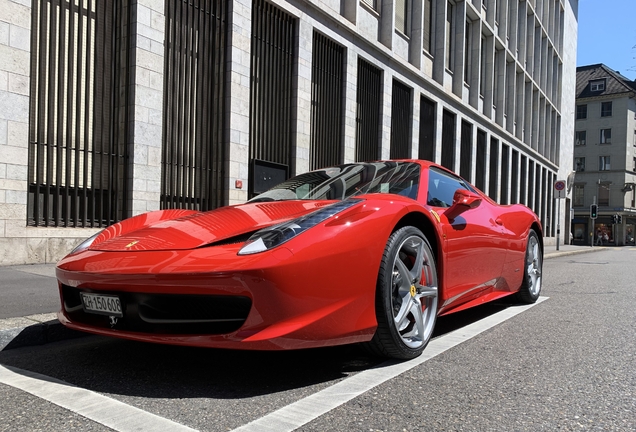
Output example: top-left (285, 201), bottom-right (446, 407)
top-left (367, 226), bottom-right (438, 360)
top-left (516, 229), bottom-right (542, 303)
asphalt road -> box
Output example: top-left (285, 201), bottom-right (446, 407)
top-left (1, 248), bottom-right (635, 431)
top-left (0, 265), bottom-right (58, 319)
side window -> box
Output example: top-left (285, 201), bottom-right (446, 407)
top-left (427, 168), bottom-right (472, 207)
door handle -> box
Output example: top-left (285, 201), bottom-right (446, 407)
top-left (495, 218), bottom-right (504, 226)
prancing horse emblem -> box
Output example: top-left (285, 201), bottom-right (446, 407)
top-left (125, 240), bottom-right (139, 248)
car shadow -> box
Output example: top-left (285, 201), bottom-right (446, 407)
top-left (0, 298), bottom-right (521, 400)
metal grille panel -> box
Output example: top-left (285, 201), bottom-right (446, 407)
top-left (528, 160), bottom-right (535, 212)
top-left (511, 150), bottom-right (519, 203)
top-left (475, 129), bottom-right (486, 191)
top-left (356, 59), bottom-right (382, 162)
top-left (419, 96), bottom-right (435, 161)
top-left (390, 80), bottom-right (412, 159)
top-left (500, 144), bottom-right (509, 204)
top-left (162, 0), bottom-right (228, 211)
top-left (310, 32), bottom-right (344, 170)
top-left (488, 138), bottom-right (499, 201)
top-left (459, 120), bottom-right (472, 180)
top-left (250, 0), bottom-right (295, 194)
top-left (28, 0), bottom-right (130, 227)
top-left (441, 110), bottom-right (455, 171)
top-left (520, 155), bottom-right (527, 205)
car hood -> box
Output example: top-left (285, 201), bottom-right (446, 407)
top-left (90, 201), bottom-right (336, 252)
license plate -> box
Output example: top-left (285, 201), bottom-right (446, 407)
top-left (80, 293), bottom-right (123, 317)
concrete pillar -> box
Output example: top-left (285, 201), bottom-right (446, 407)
top-left (226, 0), bottom-right (252, 204)
top-left (129, 0), bottom-right (166, 215)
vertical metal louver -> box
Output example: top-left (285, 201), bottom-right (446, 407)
top-left (419, 96), bottom-right (436, 162)
top-left (390, 80), bottom-right (412, 159)
top-left (162, 0), bottom-right (228, 211)
top-left (355, 59), bottom-right (382, 162)
top-left (249, 0), bottom-right (295, 195)
top-left (488, 138), bottom-right (499, 201)
top-left (520, 155), bottom-right (527, 206)
top-left (310, 32), bottom-right (344, 170)
top-left (441, 110), bottom-right (455, 171)
top-left (500, 144), bottom-right (509, 204)
top-left (28, 0), bottom-right (130, 227)
top-left (527, 160), bottom-right (535, 212)
top-left (540, 167), bottom-right (547, 230)
top-left (475, 130), bottom-right (486, 191)
top-left (511, 150), bottom-right (519, 203)
top-left (459, 120), bottom-right (472, 181)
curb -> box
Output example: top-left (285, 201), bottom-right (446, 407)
top-left (544, 246), bottom-right (608, 259)
top-left (0, 246), bottom-right (607, 352)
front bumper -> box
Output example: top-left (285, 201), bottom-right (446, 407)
top-left (56, 242), bottom-right (379, 350)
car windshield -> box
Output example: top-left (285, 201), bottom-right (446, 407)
top-left (249, 161), bottom-right (420, 202)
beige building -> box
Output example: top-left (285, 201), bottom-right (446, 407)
top-left (572, 64), bottom-right (636, 246)
top-left (0, 0), bottom-right (579, 265)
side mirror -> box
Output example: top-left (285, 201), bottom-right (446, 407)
top-left (444, 189), bottom-right (482, 220)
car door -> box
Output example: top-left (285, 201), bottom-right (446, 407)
top-left (426, 168), bottom-right (507, 309)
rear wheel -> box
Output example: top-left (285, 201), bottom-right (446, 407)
top-left (367, 226), bottom-right (438, 360)
top-left (516, 229), bottom-right (542, 303)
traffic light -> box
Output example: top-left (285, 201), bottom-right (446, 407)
top-left (590, 204), bottom-right (598, 219)
top-left (612, 214), bottom-right (618, 224)
top-left (618, 215), bottom-right (623, 224)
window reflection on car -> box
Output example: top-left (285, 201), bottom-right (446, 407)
top-left (427, 167), bottom-right (473, 208)
top-left (249, 161), bottom-right (420, 202)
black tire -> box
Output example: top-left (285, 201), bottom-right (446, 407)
top-left (516, 229), bottom-right (542, 303)
top-left (366, 226), bottom-right (439, 360)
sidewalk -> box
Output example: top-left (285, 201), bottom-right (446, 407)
top-left (0, 244), bottom-right (608, 351)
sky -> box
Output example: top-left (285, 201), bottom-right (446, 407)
top-left (576, 0), bottom-right (636, 80)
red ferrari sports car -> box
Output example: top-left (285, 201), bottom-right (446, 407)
top-left (56, 160), bottom-right (543, 359)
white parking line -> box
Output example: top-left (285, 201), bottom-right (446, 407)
top-left (0, 297), bottom-right (547, 432)
top-left (0, 364), bottom-right (196, 432)
top-left (233, 297), bottom-right (548, 432)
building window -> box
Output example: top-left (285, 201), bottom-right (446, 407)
top-left (479, 36), bottom-right (486, 96)
top-left (633, 129), bottom-right (636, 147)
top-left (599, 156), bottom-right (611, 171)
top-left (442, 109), bottom-right (456, 170)
top-left (423, 0), bottom-right (433, 53)
top-left (396, 0), bottom-right (408, 34)
top-left (590, 79), bottom-right (605, 91)
top-left (575, 130), bottom-right (586, 146)
top-left (576, 104), bottom-right (587, 120)
top-left (28, 0), bottom-right (130, 227)
top-left (163, 0), bottom-right (228, 211)
top-left (419, 96), bottom-right (436, 161)
top-left (601, 101), bottom-right (612, 117)
top-left (390, 80), bottom-right (412, 159)
top-left (633, 157), bottom-right (636, 172)
top-left (310, 32), bottom-right (345, 170)
top-left (464, 21), bottom-right (471, 83)
top-left (459, 120), bottom-right (473, 180)
top-left (361, 0), bottom-right (378, 11)
top-left (575, 157), bottom-right (585, 172)
top-left (445, 2), bottom-right (454, 71)
top-left (573, 185), bottom-right (584, 206)
top-left (249, 0), bottom-right (295, 196)
top-left (600, 128), bottom-right (612, 144)
top-left (356, 58), bottom-right (382, 162)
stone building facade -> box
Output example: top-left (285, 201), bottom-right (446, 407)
top-left (0, 0), bottom-right (579, 265)
top-left (571, 64), bottom-right (636, 246)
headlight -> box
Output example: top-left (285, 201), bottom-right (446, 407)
top-left (238, 199), bottom-right (362, 255)
top-left (69, 230), bottom-right (103, 255)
